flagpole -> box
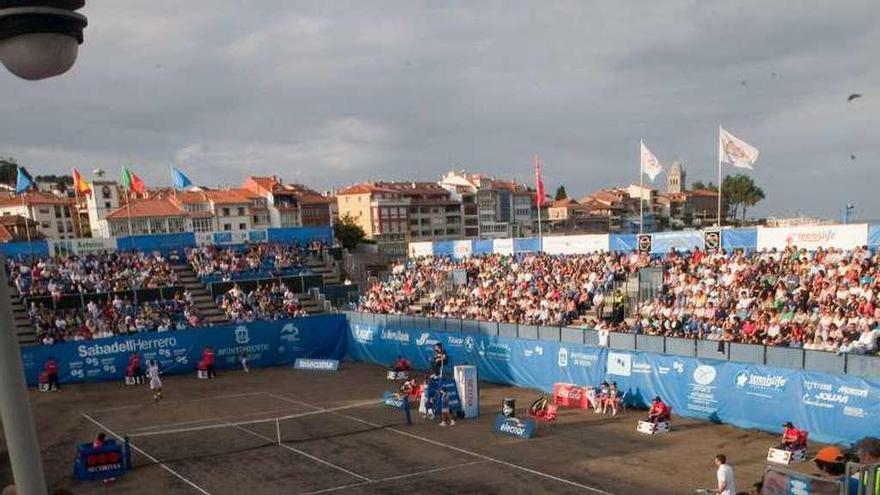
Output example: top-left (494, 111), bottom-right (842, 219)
top-left (639, 140), bottom-right (644, 234)
top-left (21, 194), bottom-right (32, 258)
top-left (717, 126), bottom-right (722, 228)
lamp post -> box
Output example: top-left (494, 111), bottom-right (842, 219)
top-left (0, 2), bottom-right (86, 494)
top-left (0, 0), bottom-right (87, 81)
top-left (843, 202), bottom-right (855, 225)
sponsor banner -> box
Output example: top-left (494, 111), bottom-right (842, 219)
top-left (651, 230), bottom-right (704, 254)
top-left (452, 240), bottom-right (473, 259)
top-left (493, 414), bottom-right (535, 439)
top-left (454, 365), bottom-right (480, 418)
top-left (20, 315), bottom-right (348, 386)
top-left (493, 238), bottom-right (514, 256)
top-left (408, 241), bottom-right (434, 257)
top-left (48, 237), bottom-right (117, 257)
top-left (757, 224), bottom-right (868, 251)
top-left (294, 358), bottom-right (340, 371)
top-left (541, 234), bottom-right (608, 255)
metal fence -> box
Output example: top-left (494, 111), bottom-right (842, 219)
top-left (344, 312), bottom-right (880, 379)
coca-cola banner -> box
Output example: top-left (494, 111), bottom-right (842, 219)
top-left (756, 224), bottom-right (868, 251)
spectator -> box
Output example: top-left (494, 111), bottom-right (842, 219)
top-left (714, 454), bottom-right (736, 495)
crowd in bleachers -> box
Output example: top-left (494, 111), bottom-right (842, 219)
top-left (360, 247), bottom-right (880, 355)
top-left (30, 293), bottom-right (204, 345)
top-left (217, 282), bottom-right (308, 323)
top-left (6, 252), bottom-right (179, 297)
top-left (186, 242), bottom-right (318, 282)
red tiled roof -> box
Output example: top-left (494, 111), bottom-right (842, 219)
top-left (105, 199), bottom-right (184, 220)
top-left (691, 188), bottom-right (719, 197)
top-left (337, 183), bottom-right (398, 195)
top-left (0, 192), bottom-right (74, 208)
top-left (551, 198), bottom-right (580, 208)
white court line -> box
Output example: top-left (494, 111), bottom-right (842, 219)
top-left (299, 460), bottom-right (485, 495)
top-left (215, 418), bottom-right (372, 483)
top-left (269, 393), bottom-right (613, 495)
top-left (129, 400), bottom-right (381, 439)
top-left (127, 405), bottom-right (324, 433)
top-left (89, 392), bottom-right (265, 413)
top-left (81, 413), bottom-right (211, 495)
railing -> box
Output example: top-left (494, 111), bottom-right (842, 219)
top-left (198, 267), bottom-right (313, 284)
top-left (344, 311), bottom-right (880, 379)
top-left (208, 274), bottom-right (324, 298)
top-left (21, 286), bottom-right (186, 311)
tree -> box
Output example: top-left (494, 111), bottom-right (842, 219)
top-left (334, 213), bottom-right (366, 249)
top-left (691, 180), bottom-right (717, 191)
top-left (554, 185), bottom-right (568, 201)
top-left (0, 157), bottom-right (18, 187)
top-left (721, 174), bottom-right (764, 221)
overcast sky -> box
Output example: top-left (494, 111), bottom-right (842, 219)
top-left (1, 1), bottom-right (878, 218)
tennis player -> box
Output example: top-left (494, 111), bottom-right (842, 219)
top-left (147, 360), bottom-right (163, 403)
top-left (240, 351), bottom-right (249, 373)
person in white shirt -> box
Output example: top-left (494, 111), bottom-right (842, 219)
top-left (714, 454), bottom-right (735, 495)
top-left (146, 360), bottom-right (163, 403)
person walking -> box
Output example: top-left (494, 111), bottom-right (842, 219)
top-left (714, 454), bottom-right (735, 495)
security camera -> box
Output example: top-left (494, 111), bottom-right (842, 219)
top-left (0, 0), bottom-right (87, 81)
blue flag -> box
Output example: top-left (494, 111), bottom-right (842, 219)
top-left (170, 167), bottom-right (193, 190)
top-left (15, 167), bottom-right (34, 194)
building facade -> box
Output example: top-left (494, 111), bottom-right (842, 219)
top-left (438, 170), bottom-right (535, 238)
top-left (0, 192), bottom-right (81, 240)
top-left (242, 176), bottom-right (333, 228)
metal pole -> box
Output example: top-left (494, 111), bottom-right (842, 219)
top-left (0, 268), bottom-right (49, 495)
top-left (717, 127), bottom-right (723, 228)
top-left (639, 140), bottom-right (644, 234)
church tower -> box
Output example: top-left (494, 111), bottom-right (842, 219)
top-left (667, 161), bottom-right (686, 194)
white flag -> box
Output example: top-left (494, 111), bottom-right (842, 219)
top-left (719, 127), bottom-right (759, 169)
top-left (640, 140), bottom-right (662, 181)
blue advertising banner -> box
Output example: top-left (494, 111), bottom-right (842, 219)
top-left (432, 241), bottom-right (454, 257)
top-left (869, 224), bottom-right (880, 247)
top-left (20, 315), bottom-right (347, 386)
top-left (266, 226), bottom-right (333, 244)
top-left (0, 240), bottom-right (50, 258)
top-left (650, 231), bottom-right (704, 254)
top-left (721, 228), bottom-right (758, 251)
top-left (609, 234), bottom-right (637, 252)
top-left (344, 323), bottom-right (606, 394)
top-left (513, 237), bottom-right (540, 253)
top-left (493, 414), bottom-right (535, 439)
top-left (472, 239), bottom-right (494, 255)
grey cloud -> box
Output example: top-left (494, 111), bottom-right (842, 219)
top-left (0, 0), bottom-right (877, 218)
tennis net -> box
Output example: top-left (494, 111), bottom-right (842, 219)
top-left (122, 399), bottom-right (395, 467)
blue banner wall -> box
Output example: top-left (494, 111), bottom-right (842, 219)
top-left (869, 224), bottom-right (880, 247)
top-left (117, 233), bottom-right (196, 253)
top-left (472, 239), bottom-right (494, 255)
top-left (432, 241), bottom-right (454, 257)
top-left (1, 240), bottom-right (50, 258)
top-left (20, 315), bottom-right (347, 385)
top-left (603, 350), bottom-right (880, 445)
top-left (650, 231), bottom-right (704, 254)
top-left (267, 226), bottom-right (333, 244)
top-left (609, 234), bottom-right (637, 252)
top-left (513, 237), bottom-right (540, 253)
top-left (722, 228), bottom-right (757, 251)
top-left (345, 322), bottom-right (606, 395)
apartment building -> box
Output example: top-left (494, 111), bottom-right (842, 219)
top-left (336, 183), bottom-right (410, 256)
top-left (378, 182), bottom-right (462, 242)
top-left (438, 170), bottom-right (535, 238)
top-left (0, 192), bottom-right (81, 240)
top-left (242, 176), bottom-right (333, 227)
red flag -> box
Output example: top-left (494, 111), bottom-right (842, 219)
top-left (534, 154), bottom-right (545, 207)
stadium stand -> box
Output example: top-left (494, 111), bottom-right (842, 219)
top-left (360, 247), bottom-right (880, 355)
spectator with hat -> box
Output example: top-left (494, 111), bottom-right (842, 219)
top-left (813, 446), bottom-right (847, 479)
top-left (778, 421), bottom-right (807, 450)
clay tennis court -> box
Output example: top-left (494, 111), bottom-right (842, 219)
top-left (7, 362), bottom-right (798, 494)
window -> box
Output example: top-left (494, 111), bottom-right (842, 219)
top-left (237, 207), bottom-right (245, 216)
top-left (39, 207), bottom-right (50, 215)
top-left (56, 221), bottom-right (64, 233)
top-left (41, 222), bottom-right (50, 229)
top-left (222, 208), bottom-right (230, 216)
top-left (66, 221), bottom-right (73, 233)
top-left (149, 218), bottom-right (166, 233)
top-left (63, 207), bottom-right (71, 218)
top-left (168, 217), bottom-right (185, 233)
top-left (101, 185), bottom-right (112, 199)
top-left (223, 223), bottom-right (232, 231)
top-left (238, 223), bottom-right (246, 230)
top-left (104, 202), bottom-right (112, 209)
top-left (192, 218), bottom-right (212, 232)
top-left (131, 218), bottom-right (149, 235)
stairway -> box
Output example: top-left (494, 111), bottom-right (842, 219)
top-left (10, 295), bottom-right (37, 346)
top-left (172, 264), bottom-right (229, 326)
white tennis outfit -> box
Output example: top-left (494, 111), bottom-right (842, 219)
top-left (147, 365), bottom-right (162, 390)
